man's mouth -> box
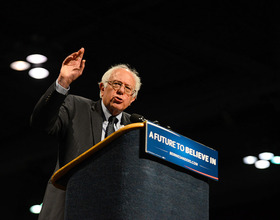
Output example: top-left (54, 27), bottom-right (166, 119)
top-left (113, 96), bottom-right (123, 104)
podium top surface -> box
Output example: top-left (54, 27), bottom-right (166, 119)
top-left (51, 122), bottom-right (145, 190)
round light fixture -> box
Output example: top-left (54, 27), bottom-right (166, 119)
top-left (26, 54), bottom-right (47, 64)
top-left (243, 156), bottom-right (257, 165)
top-left (271, 156), bottom-right (280, 164)
top-left (10, 61), bottom-right (31, 71)
top-left (30, 204), bottom-right (42, 214)
top-left (259, 152), bottom-right (274, 160)
top-left (29, 67), bottom-right (49, 79)
top-left (255, 160), bottom-right (270, 169)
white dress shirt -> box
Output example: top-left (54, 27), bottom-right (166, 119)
top-left (101, 100), bottom-right (123, 140)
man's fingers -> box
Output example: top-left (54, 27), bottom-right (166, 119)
top-left (62, 48), bottom-right (85, 65)
top-left (76, 47), bottom-right (85, 60)
top-left (63, 55), bottom-right (73, 65)
top-left (80, 59), bottom-right (86, 73)
top-left (79, 47), bottom-right (85, 54)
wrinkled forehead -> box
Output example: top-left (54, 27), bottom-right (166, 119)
top-left (109, 68), bottom-right (136, 87)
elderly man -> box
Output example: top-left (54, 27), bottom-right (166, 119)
top-left (31, 48), bottom-right (141, 220)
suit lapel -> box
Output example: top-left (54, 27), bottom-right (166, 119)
top-left (121, 112), bottom-right (131, 125)
top-left (90, 100), bottom-right (104, 145)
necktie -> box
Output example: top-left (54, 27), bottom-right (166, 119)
top-left (105, 116), bottom-right (118, 137)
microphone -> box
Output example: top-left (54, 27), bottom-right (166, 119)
top-left (130, 113), bottom-right (146, 123)
top-left (130, 113), bottom-right (162, 126)
top-left (130, 113), bottom-right (171, 129)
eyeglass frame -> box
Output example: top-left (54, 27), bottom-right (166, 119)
top-left (106, 80), bottom-right (136, 96)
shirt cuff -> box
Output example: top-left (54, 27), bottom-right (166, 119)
top-left (55, 79), bottom-right (70, 95)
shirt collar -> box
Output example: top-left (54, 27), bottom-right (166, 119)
top-left (101, 100), bottom-right (123, 122)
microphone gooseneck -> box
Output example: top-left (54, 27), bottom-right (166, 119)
top-left (130, 113), bottom-right (146, 123)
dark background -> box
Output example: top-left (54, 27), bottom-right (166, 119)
top-left (1, 1), bottom-right (280, 219)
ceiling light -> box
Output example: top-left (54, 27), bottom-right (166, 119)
top-left (243, 156), bottom-right (257, 165)
top-left (10, 61), bottom-right (31, 71)
top-left (30, 203), bottom-right (42, 214)
top-left (29, 67), bottom-right (49, 79)
top-left (255, 160), bottom-right (270, 169)
top-left (271, 156), bottom-right (280, 164)
top-left (259, 152), bottom-right (274, 160)
top-left (26, 54), bottom-right (47, 64)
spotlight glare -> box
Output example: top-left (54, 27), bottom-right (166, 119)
top-left (26, 54), bottom-right (47, 64)
top-left (10, 61), bottom-right (31, 71)
top-left (243, 156), bottom-right (257, 165)
top-left (259, 152), bottom-right (274, 160)
top-left (30, 203), bottom-right (42, 214)
top-left (29, 67), bottom-right (49, 79)
top-left (271, 156), bottom-right (280, 164)
top-left (255, 160), bottom-right (270, 169)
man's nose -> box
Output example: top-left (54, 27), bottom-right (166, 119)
top-left (116, 84), bottom-right (125, 94)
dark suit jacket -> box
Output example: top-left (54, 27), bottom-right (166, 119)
top-left (31, 82), bottom-right (132, 220)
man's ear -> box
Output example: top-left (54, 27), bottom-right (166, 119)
top-left (99, 83), bottom-right (105, 97)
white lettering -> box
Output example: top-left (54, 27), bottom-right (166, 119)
top-left (210, 157), bottom-right (216, 165)
top-left (150, 131), bottom-right (213, 164)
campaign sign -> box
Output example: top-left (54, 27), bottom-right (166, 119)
top-left (145, 121), bottom-right (218, 181)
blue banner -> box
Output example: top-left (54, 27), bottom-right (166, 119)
top-left (145, 121), bottom-right (218, 181)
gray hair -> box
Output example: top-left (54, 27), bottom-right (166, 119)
top-left (98, 64), bottom-right (141, 98)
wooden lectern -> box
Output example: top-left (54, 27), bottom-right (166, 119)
top-left (52, 122), bottom-right (209, 220)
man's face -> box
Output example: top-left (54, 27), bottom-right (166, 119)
top-left (100, 68), bottom-right (136, 116)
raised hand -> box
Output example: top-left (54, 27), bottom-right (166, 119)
top-left (58, 48), bottom-right (86, 88)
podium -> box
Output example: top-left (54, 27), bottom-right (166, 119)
top-left (52, 122), bottom-right (209, 220)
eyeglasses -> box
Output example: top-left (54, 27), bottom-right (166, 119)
top-left (106, 80), bottom-right (135, 95)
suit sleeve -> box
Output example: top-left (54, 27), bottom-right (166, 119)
top-left (30, 82), bottom-right (71, 136)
